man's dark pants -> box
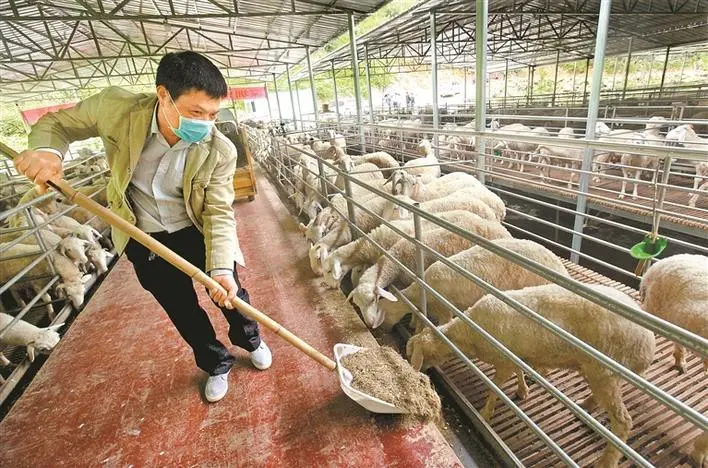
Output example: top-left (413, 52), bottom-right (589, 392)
top-left (125, 225), bottom-right (260, 376)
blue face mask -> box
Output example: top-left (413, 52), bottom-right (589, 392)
top-left (163, 92), bottom-right (215, 144)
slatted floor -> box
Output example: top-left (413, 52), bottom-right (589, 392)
top-left (437, 260), bottom-right (707, 467)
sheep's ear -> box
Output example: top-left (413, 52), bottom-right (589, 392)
top-left (346, 289), bottom-right (356, 303)
top-left (46, 323), bottom-right (64, 332)
top-left (91, 228), bottom-right (103, 239)
top-left (408, 343), bottom-right (424, 371)
top-left (298, 222), bottom-right (308, 233)
top-left (318, 245), bottom-right (328, 262)
top-left (79, 239), bottom-right (90, 246)
top-left (27, 345), bottom-right (36, 363)
top-left (57, 243), bottom-right (68, 256)
top-left (81, 274), bottom-right (92, 284)
top-left (377, 286), bottom-right (398, 302)
top-left (313, 202), bottom-right (323, 214)
top-left (383, 173), bottom-right (394, 186)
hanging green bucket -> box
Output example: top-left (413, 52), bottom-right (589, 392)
top-left (630, 234), bottom-right (668, 260)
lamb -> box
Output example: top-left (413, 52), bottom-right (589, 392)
top-left (593, 123), bottom-right (647, 186)
top-left (0, 228), bottom-right (91, 277)
top-left (689, 181), bottom-right (707, 208)
top-left (0, 243), bottom-right (92, 314)
top-left (383, 185), bottom-right (505, 223)
top-left (351, 152), bottom-right (400, 179)
top-left (329, 147), bottom-right (384, 190)
top-left (617, 117), bottom-right (669, 199)
top-left (492, 123), bottom-right (535, 171)
top-left (322, 210), bottom-right (488, 289)
top-left (639, 254), bottom-right (707, 374)
top-left (348, 215), bottom-right (512, 326)
top-left (87, 243), bottom-right (111, 275)
top-left (378, 239), bottom-right (569, 333)
top-left (55, 202), bottom-right (110, 235)
top-left (406, 283), bottom-right (656, 468)
top-left (49, 214), bottom-right (103, 243)
top-left (309, 138), bottom-right (333, 158)
top-left (0, 312), bottom-right (62, 364)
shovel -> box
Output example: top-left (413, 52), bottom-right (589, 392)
top-left (1, 141), bottom-right (405, 414)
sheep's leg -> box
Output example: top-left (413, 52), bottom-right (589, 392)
top-left (579, 394), bottom-right (598, 412)
top-left (42, 292), bottom-right (55, 320)
top-left (619, 169), bottom-right (629, 199)
top-left (567, 165), bottom-right (576, 189)
top-left (480, 365), bottom-right (515, 421)
top-left (632, 170), bottom-right (641, 200)
top-left (694, 176), bottom-right (701, 191)
top-left (0, 353), bottom-right (10, 367)
top-left (515, 370), bottom-right (529, 401)
top-left (673, 343), bottom-right (687, 374)
top-left (588, 376), bottom-right (632, 468)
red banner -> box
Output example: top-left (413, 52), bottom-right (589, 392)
top-left (20, 103), bottom-right (76, 126)
top-left (228, 86), bottom-right (267, 101)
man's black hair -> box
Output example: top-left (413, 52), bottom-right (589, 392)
top-left (156, 51), bottom-right (228, 99)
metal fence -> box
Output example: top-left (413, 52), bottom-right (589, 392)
top-left (250, 120), bottom-right (707, 466)
top-left (0, 153), bottom-right (114, 407)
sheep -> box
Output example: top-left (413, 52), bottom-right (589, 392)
top-left (399, 139), bottom-right (440, 180)
top-left (593, 123), bottom-right (647, 186)
top-left (0, 243), bottom-right (92, 314)
top-left (348, 214), bottom-right (512, 327)
top-left (537, 127), bottom-right (585, 189)
top-left (665, 124), bottom-right (708, 194)
top-left (378, 239), bottom-right (570, 335)
top-left (327, 129), bottom-right (346, 149)
top-left (49, 214), bottom-right (103, 244)
top-left (382, 185), bottom-right (505, 223)
top-left (689, 181), bottom-right (707, 208)
top-left (328, 147), bottom-right (384, 190)
top-left (617, 118), bottom-right (669, 199)
top-left (322, 210), bottom-right (488, 289)
top-left (492, 123), bottom-right (533, 169)
top-left (309, 138), bottom-right (333, 158)
top-left (692, 432), bottom-right (708, 468)
top-left (308, 194), bottom-right (391, 275)
top-left (351, 152), bottom-right (400, 179)
top-left (406, 283), bottom-right (656, 468)
top-left (0, 312), bottom-right (62, 364)
top-left (389, 170), bottom-right (483, 202)
top-left (639, 254), bottom-right (707, 374)
top-left (55, 202), bottom-right (110, 235)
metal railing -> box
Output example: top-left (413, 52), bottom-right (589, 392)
top-left (252, 122), bottom-right (707, 467)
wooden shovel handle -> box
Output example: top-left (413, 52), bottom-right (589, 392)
top-left (1, 141), bottom-right (337, 371)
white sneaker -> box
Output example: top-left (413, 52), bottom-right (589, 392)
top-left (250, 341), bottom-right (272, 370)
top-left (204, 370), bottom-right (230, 403)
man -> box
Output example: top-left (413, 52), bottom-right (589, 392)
top-left (15, 51), bottom-right (272, 403)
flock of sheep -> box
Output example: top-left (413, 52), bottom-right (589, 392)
top-left (0, 156), bottom-right (112, 382)
top-left (273, 131), bottom-right (707, 467)
top-left (365, 116), bottom-right (708, 208)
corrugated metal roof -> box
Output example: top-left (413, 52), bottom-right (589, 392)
top-left (0, 0), bottom-right (390, 99)
top-left (0, 0), bottom-right (706, 100)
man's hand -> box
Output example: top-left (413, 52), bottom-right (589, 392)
top-left (209, 273), bottom-right (237, 309)
top-left (14, 150), bottom-right (63, 194)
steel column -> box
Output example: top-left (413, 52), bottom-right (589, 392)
top-left (331, 60), bottom-right (340, 125)
top-left (306, 45), bottom-right (319, 130)
top-left (621, 37), bottom-right (633, 99)
top-left (475, 0), bottom-right (488, 185)
top-left (582, 58), bottom-right (590, 104)
top-left (295, 81), bottom-right (304, 129)
top-left (272, 73), bottom-right (283, 123)
top-left (503, 58), bottom-right (509, 108)
top-left (286, 64), bottom-right (297, 130)
top-left (430, 10), bottom-right (440, 158)
top-left (348, 12), bottom-right (364, 150)
top-left (570, 0), bottom-right (612, 264)
top-left (364, 44), bottom-right (374, 127)
top-left (659, 46), bottom-right (671, 94)
top-left (551, 50), bottom-right (560, 106)
top-left (264, 84), bottom-right (273, 121)
top-left (528, 65), bottom-right (535, 104)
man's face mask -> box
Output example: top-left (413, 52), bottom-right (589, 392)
top-left (162, 92), bottom-right (215, 144)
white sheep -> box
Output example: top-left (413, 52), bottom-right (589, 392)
top-left (327, 129), bottom-right (346, 149)
top-left (639, 254), bottom-right (707, 374)
top-left (50, 214), bottom-right (103, 243)
top-left (406, 283), bottom-right (656, 468)
top-left (382, 185), bottom-right (505, 223)
top-left (392, 171), bottom-right (483, 202)
top-left (378, 239), bottom-right (570, 334)
top-left (351, 152), bottom-right (400, 179)
top-left (322, 210), bottom-right (487, 289)
top-left (0, 242), bottom-right (92, 314)
top-left (401, 139), bottom-right (440, 180)
top-left (689, 181), bottom-right (707, 208)
top-left (0, 312), bottom-right (62, 364)
top-left (348, 215), bottom-right (512, 327)
top-left (87, 244), bottom-right (111, 275)
top-left (538, 127), bottom-right (585, 189)
top-left (665, 124), bottom-right (708, 196)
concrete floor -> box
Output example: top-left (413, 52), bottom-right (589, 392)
top-left (0, 172), bottom-right (461, 467)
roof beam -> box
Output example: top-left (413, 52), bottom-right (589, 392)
top-left (0, 11), bottom-right (351, 22)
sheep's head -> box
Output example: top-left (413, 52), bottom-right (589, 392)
top-left (308, 243), bottom-right (328, 275)
top-left (417, 139), bottom-right (432, 156)
top-left (88, 247), bottom-right (109, 275)
top-left (26, 324), bottom-right (63, 362)
top-left (58, 237), bottom-right (89, 266)
top-left (347, 283), bottom-right (397, 329)
top-left (322, 255), bottom-right (345, 289)
top-left (56, 275), bottom-right (91, 308)
top-left (406, 330), bottom-right (436, 371)
top-left (665, 124), bottom-right (689, 147)
top-left (645, 115), bottom-right (667, 130)
top-left (595, 122), bottom-right (611, 136)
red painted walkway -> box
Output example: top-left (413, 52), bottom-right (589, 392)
top-left (0, 171), bottom-right (461, 467)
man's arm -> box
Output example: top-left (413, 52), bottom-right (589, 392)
top-left (202, 149), bottom-right (239, 308)
top-left (15, 89), bottom-right (108, 193)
